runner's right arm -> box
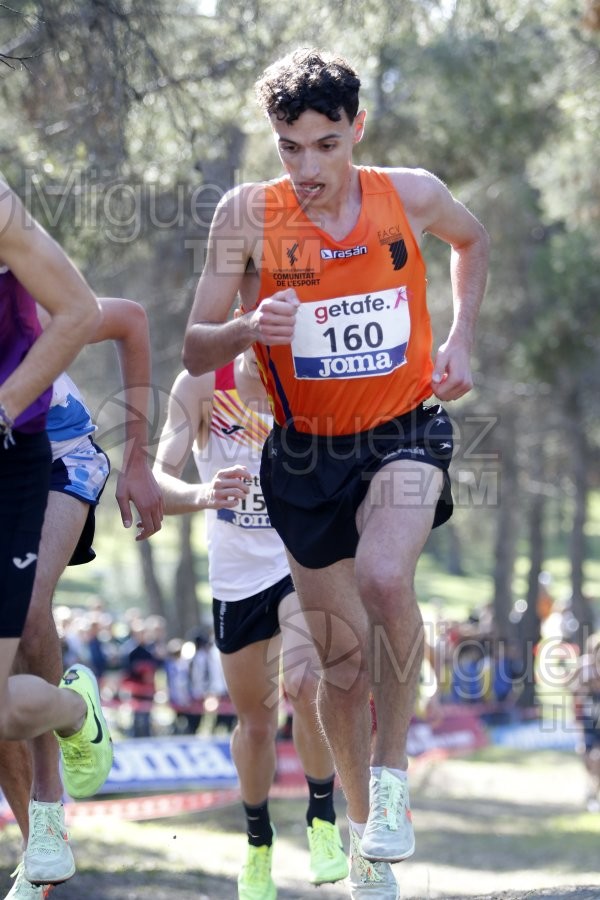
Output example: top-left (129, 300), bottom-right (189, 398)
top-left (182, 184), bottom-right (299, 376)
top-left (0, 180), bottom-right (100, 421)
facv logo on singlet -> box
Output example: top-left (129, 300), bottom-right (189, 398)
top-left (320, 245), bottom-right (368, 260)
top-left (378, 225), bottom-right (408, 271)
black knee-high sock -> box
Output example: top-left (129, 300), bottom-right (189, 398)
top-left (306, 774), bottom-right (336, 826)
top-left (243, 800), bottom-right (273, 847)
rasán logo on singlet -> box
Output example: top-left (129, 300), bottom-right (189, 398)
top-left (320, 245), bottom-right (368, 260)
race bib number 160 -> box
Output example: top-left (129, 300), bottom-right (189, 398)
top-left (291, 287), bottom-right (410, 380)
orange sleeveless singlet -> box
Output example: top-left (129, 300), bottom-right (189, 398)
top-left (252, 167), bottom-right (434, 436)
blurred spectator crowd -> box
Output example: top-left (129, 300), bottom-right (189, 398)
top-left (54, 601), bottom-right (236, 739)
top-left (420, 603), bottom-right (525, 725)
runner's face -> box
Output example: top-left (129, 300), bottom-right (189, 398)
top-left (271, 108), bottom-right (365, 208)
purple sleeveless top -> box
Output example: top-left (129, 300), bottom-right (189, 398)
top-left (0, 269), bottom-right (51, 433)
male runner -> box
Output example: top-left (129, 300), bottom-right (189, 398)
top-left (153, 355), bottom-right (348, 899)
top-left (182, 49), bottom-right (489, 898)
top-left (0, 180), bottom-right (112, 895)
top-left (1, 297), bottom-right (163, 899)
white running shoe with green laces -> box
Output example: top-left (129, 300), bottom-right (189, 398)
top-left (54, 664), bottom-right (113, 799)
top-left (4, 861), bottom-right (53, 899)
top-left (349, 828), bottom-right (400, 899)
top-left (23, 800), bottom-right (75, 885)
top-left (361, 768), bottom-right (415, 863)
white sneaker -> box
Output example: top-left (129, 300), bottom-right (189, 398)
top-left (361, 768), bottom-right (415, 863)
top-left (4, 862), bottom-right (52, 899)
top-left (349, 828), bottom-right (400, 899)
top-left (23, 800), bottom-right (75, 885)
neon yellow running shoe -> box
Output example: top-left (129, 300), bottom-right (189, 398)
top-left (307, 818), bottom-right (349, 884)
top-left (54, 664), bottom-right (113, 799)
top-left (237, 830), bottom-right (276, 900)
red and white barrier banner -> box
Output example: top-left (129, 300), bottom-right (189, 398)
top-left (67, 789), bottom-right (241, 822)
top-left (407, 710), bottom-right (489, 758)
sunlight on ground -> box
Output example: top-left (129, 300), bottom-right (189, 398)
top-left (2, 749), bottom-right (599, 899)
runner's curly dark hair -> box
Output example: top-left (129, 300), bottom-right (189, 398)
top-left (255, 48), bottom-right (361, 125)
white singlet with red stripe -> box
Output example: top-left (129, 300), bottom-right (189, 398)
top-left (192, 363), bottom-right (290, 603)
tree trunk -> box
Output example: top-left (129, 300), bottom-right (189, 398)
top-left (137, 540), bottom-right (166, 619)
top-left (446, 522), bottom-right (464, 576)
top-left (492, 411), bottom-right (519, 642)
top-left (173, 514), bottom-right (200, 638)
top-left (517, 459), bottom-right (546, 708)
top-left (566, 389), bottom-right (594, 651)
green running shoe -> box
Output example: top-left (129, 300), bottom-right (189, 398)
top-left (237, 829), bottom-right (276, 900)
top-left (307, 818), bottom-right (349, 884)
top-left (54, 664), bottom-right (113, 799)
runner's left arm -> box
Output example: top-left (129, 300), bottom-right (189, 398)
top-left (392, 168), bottom-right (490, 402)
top-left (233, 349), bottom-right (271, 414)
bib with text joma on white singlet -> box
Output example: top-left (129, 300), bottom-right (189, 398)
top-left (291, 286), bottom-right (410, 380)
top-left (216, 475), bottom-right (271, 530)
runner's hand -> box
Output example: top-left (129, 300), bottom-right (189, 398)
top-left (115, 459), bottom-right (164, 540)
top-left (431, 338), bottom-right (474, 401)
top-left (204, 465), bottom-right (251, 509)
top-left (247, 289), bottom-right (299, 345)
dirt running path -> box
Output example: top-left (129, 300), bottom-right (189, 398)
top-left (1, 750), bottom-right (599, 899)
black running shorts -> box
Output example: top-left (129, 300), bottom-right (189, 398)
top-left (260, 403), bottom-right (454, 570)
top-left (0, 430), bottom-right (51, 638)
top-left (212, 574), bottom-right (295, 654)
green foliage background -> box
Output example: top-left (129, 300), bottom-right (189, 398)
top-left (1, 0), bottom-right (598, 637)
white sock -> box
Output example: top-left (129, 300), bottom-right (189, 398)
top-left (371, 766), bottom-right (408, 781)
top-left (347, 817), bottom-right (366, 837)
